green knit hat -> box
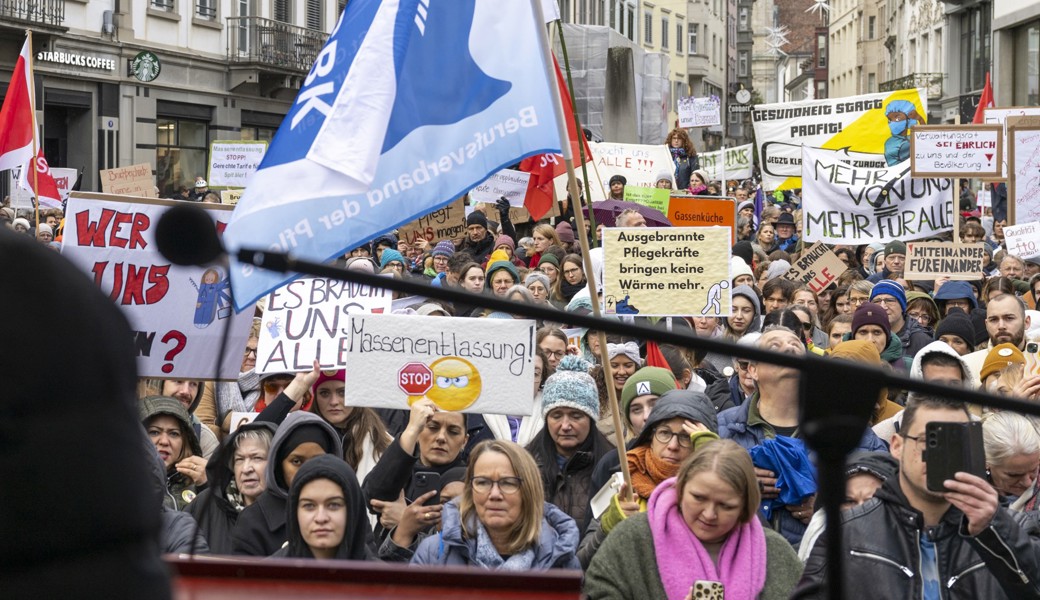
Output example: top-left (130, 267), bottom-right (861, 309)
top-left (620, 366), bottom-right (677, 425)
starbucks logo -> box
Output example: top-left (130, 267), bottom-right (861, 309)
top-left (130, 51), bottom-right (161, 82)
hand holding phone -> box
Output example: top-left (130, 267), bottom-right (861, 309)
top-left (924, 421), bottom-right (986, 493)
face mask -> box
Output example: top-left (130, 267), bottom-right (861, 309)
top-left (889, 118), bottom-right (918, 136)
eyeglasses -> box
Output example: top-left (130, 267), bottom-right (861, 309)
top-left (873, 297), bottom-right (902, 306)
top-left (907, 312), bottom-right (932, 326)
top-left (542, 349), bottom-right (566, 359)
top-left (850, 296), bottom-right (869, 306)
top-left (387, 263), bottom-right (405, 271)
top-left (653, 428), bottom-right (692, 448)
top-left (902, 433), bottom-right (926, 447)
top-left (471, 476), bottom-right (522, 495)
top-left (243, 347), bottom-right (258, 357)
top-left (736, 360), bottom-right (750, 371)
top-left (563, 268), bottom-right (583, 276)
top-left (800, 321), bottom-right (813, 332)
top-left (262, 380), bottom-right (291, 394)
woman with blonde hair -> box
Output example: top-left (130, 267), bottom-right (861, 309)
top-left (527, 223), bottom-right (562, 269)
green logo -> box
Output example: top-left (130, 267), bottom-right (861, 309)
top-left (130, 51), bottom-right (161, 82)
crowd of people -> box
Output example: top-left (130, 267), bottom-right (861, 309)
top-left (5, 126), bottom-right (1040, 600)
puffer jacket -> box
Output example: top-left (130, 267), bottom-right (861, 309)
top-left (792, 475), bottom-right (1040, 600)
top-left (898, 316), bottom-right (935, 359)
top-left (411, 500), bottom-right (581, 570)
top-left (526, 426), bottom-right (613, 528)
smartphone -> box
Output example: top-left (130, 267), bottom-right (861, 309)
top-left (1026, 342), bottom-right (1040, 377)
top-left (412, 471), bottom-right (442, 506)
top-left (924, 421), bottom-right (986, 493)
top-left (692, 581), bottom-right (725, 600)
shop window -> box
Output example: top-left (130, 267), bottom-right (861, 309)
top-left (156, 118), bottom-right (209, 197)
top-left (241, 126), bottom-right (276, 142)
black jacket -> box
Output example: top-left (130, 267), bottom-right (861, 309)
top-left (526, 427), bottom-right (613, 528)
top-left (793, 475), bottom-right (1040, 600)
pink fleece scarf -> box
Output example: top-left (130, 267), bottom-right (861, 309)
top-left (648, 477), bottom-right (767, 600)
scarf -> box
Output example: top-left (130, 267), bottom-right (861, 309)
top-left (628, 444), bottom-right (679, 500)
top-left (648, 477), bottom-right (767, 600)
top-left (560, 279), bottom-right (587, 301)
top-left (689, 183), bottom-right (708, 195)
top-left (472, 519), bottom-right (535, 571)
top-left (216, 369), bottom-right (261, 417)
top-left (670, 147), bottom-right (688, 161)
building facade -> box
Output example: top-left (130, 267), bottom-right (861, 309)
top-left (686, 0), bottom-right (728, 149)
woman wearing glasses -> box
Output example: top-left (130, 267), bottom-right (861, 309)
top-left (552, 254), bottom-right (587, 305)
top-left (411, 439), bottom-right (581, 570)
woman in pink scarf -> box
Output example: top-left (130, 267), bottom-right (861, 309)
top-left (584, 440), bottom-right (802, 599)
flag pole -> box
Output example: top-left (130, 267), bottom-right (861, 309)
top-left (532, 0), bottom-right (633, 501)
top-left (25, 29), bottom-right (40, 230)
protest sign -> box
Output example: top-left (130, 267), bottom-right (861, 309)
top-left (556, 142), bottom-right (675, 201)
top-left (984, 107), bottom-right (1040, 178)
top-left (342, 314), bottom-right (537, 416)
top-left (905, 242), bottom-right (985, 280)
top-left (602, 227), bottom-right (731, 317)
top-left (801, 145), bottom-right (953, 244)
top-left (220, 189), bottom-right (243, 205)
top-left (752, 88), bottom-right (927, 190)
top-left (977, 189), bottom-right (991, 208)
top-left (100, 163), bottom-right (157, 197)
top-left (1004, 221), bottom-right (1040, 261)
top-left (60, 192), bottom-right (252, 379)
top-left (562, 327), bottom-right (586, 349)
top-left (678, 96), bottom-right (721, 128)
top-left (207, 141), bottom-right (267, 188)
top-left (256, 276), bottom-right (394, 374)
top-left (910, 125), bottom-right (1002, 178)
top-left (1008, 122), bottom-right (1040, 224)
top-left (784, 242), bottom-right (847, 293)
top-left (9, 166), bottom-right (77, 209)
top-left (667, 196), bottom-right (736, 243)
top-left (468, 169), bottom-right (531, 206)
top-left (230, 412), bottom-right (259, 433)
top-left (623, 186), bottom-right (670, 213)
top-left (699, 144), bottom-right (754, 181)
top-left (397, 197), bottom-right (466, 245)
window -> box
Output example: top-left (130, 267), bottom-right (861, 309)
top-left (625, 2), bottom-right (635, 41)
top-left (151, 0), bottom-right (174, 10)
top-left (156, 119), bottom-right (209, 197)
top-left (661, 17), bottom-right (669, 50)
top-left (688, 24), bottom-right (698, 54)
top-left (274, 0), bottom-right (291, 23)
top-left (712, 33), bottom-right (717, 66)
top-left (738, 50), bottom-right (749, 77)
top-left (868, 16), bottom-right (876, 39)
top-left (1014, 20), bottom-right (1040, 105)
top-left (306, 0), bottom-right (322, 30)
top-left (817, 33), bottom-right (827, 68)
top-left (643, 9), bottom-right (653, 45)
top-left (739, 6), bottom-right (749, 31)
top-left (868, 72), bottom-right (876, 92)
top-left (196, 0), bottom-right (216, 18)
top-left (816, 80), bottom-right (827, 99)
top-left (241, 127), bottom-right (276, 142)
top-left (960, 2), bottom-right (991, 93)
top-left (677, 23), bottom-right (683, 53)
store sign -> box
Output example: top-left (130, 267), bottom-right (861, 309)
top-left (130, 51), bottom-right (161, 82)
top-left (36, 51), bottom-right (116, 71)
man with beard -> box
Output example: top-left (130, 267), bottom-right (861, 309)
top-left (964, 293), bottom-right (1030, 387)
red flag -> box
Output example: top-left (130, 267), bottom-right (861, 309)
top-left (520, 55), bottom-right (592, 220)
top-left (26, 148), bottom-right (61, 209)
top-left (0, 37), bottom-right (36, 173)
top-left (972, 72), bottom-right (993, 124)
top-left (644, 341), bottom-right (681, 388)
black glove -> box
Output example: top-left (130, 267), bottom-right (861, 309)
top-left (495, 196), bottom-right (511, 214)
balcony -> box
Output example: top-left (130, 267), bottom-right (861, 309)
top-left (227, 16), bottom-right (328, 73)
top-left (879, 72), bottom-right (944, 100)
top-left (0, 0), bottom-right (64, 28)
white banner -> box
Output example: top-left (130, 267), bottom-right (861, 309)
top-left (61, 192), bottom-right (253, 379)
top-left (256, 276), bottom-right (394, 374)
top-left (468, 168), bottom-right (531, 206)
top-left (801, 146), bottom-right (953, 245)
top-left (208, 140), bottom-right (268, 188)
top-left (555, 142), bottom-right (674, 201)
top-left (9, 166), bottom-right (77, 209)
top-left (1005, 221), bottom-right (1040, 261)
top-left (699, 144), bottom-right (754, 181)
top-left (678, 96), bottom-right (721, 128)
top-left (343, 314), bottom-right (537, 416)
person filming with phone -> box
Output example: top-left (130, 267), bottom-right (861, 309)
top-left (794, 394), bottom-right (1040, 599)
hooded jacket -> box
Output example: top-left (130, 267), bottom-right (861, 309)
top-left (140, 395), bottom-right (204, 511)
top-left (146, 442), bottom-right (210, 555)
top-left (186, 421), bottom-right (277, 555)
top-left (231, 412), bottom-right (342, 555)
top-left (411, 500), bottom-right (581, 570)
top-left (526, 425), bottom-right (613, 527)
top-left (275, 454), bottom-right (377, 560)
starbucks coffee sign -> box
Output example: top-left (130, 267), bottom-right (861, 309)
top-left (130, 51), bottom-right (161, 82)
top-left (36, 50), bottom-right (116, 71)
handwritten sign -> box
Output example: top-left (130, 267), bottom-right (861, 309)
top-left (256, 276), bottom-right (394, 374)
top-left (469, 169), bottom-right (531, 206)
top-left (1009, 124), bottom-right (1040, 224)
top-left (905, 242), bottom-right (985, 280)
top-left (700, 144), bottom-right (754, 181)
top-left (784, 242), bottom-right (847, 292)
top-left (678, 96), bottom-right (721, 128)
top-left (100, 163), bottom-right (156, 197)
top-left (1004, 221), bottom-right (1040, 261)
top-left (343, 314), bottom-right (536, 416)
top-left (9, 166), bottom-right (78, 209)
top-left (911, 125), bottom-right (1002, 178)
top-left (667, 196), bottom-right (735, 243)
top-left (220, 189), bottom-right (243, 205)
top-left (984, 106), bottom-right (1040, 178)
top-left (555, 142), bottom-right (675, 201)
top-left (397, 198), bottom-right (466, 245)
top-left (60, 192), bottom-right (252, 379)
top-left (623, 185), bottom-right (670, 213)
top-left (208, 141), bottom-right (267, 188)
top-left (602, 227), bottom-right (731, 317)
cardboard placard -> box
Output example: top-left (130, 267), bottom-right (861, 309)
top-left (397, 198), bottom-right (466, 245)
top-left (784, 242), bottom-right (847, 293)
top-left (100, 163), bottom-right (157, 197)
top-left (207, 140), bottom-right (267, 188)
top-left (60, 192), bottom-right (252, 379)
top-left (910, 125), bottom-right (1003, 178)
top-left (602, 227), bottom-right (731, 317)
top-left (623, 185), bottom-right (670, 213)
top-left (220, 189), bottom-right (243, 205)
top-left (904, 242), bottom-right (985, 280)
top-left (342, 314), bottom-right (536, 416)
top-left (678, 96), bottom-right (721, 128)
top-left (468, 169), bottom-right (531, 206)
top-left (983, 106), bottom-right (1040, 178)
top-left (256, 276), bottom-right (394, 374)
top-left (1004, 221), bottom-right (1040, 261)
top-left (666, 196), bottom-right (736, 243)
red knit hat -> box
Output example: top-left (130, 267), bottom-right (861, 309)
top-left (311, 369), bottom-right (345, 399)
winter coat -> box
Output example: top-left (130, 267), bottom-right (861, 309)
top-left (410, 500), bottom-right (581, 570)
top-left (897, 317), bottom-right (935, 360)
top-left (140, 395), bottom-right (204, 512)
top-left (526, 427), bottom-right (613, 527)
top-left (146, 438), bottom-right (210, 555)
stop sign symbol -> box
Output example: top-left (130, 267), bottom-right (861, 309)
top-left (398, 362), bottom-right (433, 395)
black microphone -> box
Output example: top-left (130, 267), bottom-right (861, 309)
top-left (156, 203), bottom-right (225, 266)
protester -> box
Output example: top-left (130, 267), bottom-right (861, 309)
top-left (666, 128), bottom-right (698, 189)
top-left (867, 240), bottom-right (906, 283)
top-left (309, 369), bottom-right (391, 483)
top-left (141, 395), bottom-right (206, 511)
top-left (965, 293), bottom-right (1031, 386)
top-left (774, 212), bottom-right (799, 252)
top-left (869, 279), bottom-right (932, 359)
top-left (849, 301), bottom-right (909, 373)
top-left (983, 411), bottom-right (1040, 510)
top-left (934, 307), bottom-right (977, 356)
top-left (619, 366), bottom-right (680, 437)
top-left (537, 326), bottom-right (570, 370)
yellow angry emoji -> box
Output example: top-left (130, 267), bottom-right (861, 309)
top-left (424, 357), bottom-right (482, 411)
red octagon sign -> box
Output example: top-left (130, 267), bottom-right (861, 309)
top-left (398, 362), bottom-right (433, 396)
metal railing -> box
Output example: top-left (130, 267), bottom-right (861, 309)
top-left (0, 0), bottom-right (64, 26)
top-left (879, 72), bottom-right (944, 99)
top-left (226, 16), bottom-right (328, 72)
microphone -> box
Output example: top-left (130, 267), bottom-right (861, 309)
top-left (156, 203), bottom-right (225, 266)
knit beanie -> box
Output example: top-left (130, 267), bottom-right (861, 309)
top-left (525, 271), bottom-right (550, 290)
top-left (466, 210), bottom-right (488, 229)
top-left (655, 171), bottom-right (673, 184)
top-left (344, 256), bottom-right (375, 273)
top-left (765, 259), bottom-right (791, 280)
top-left (494, 235), bottom-right (515, 252)
top-left (933, 308), bottom-right (975, 349)
top-left (884, 240), bottom-right (906, 256)
top-left (37, 223), bottom-right (53, 235)
top-left (538, 252), bottom-right (560, 269)
top-left (731, 284), bottom-right (761, 318)
top-left (310, 369), bottom-right (344, 399)
top-left (485, 259), bottom-right (519, 285)
top-left (870, 279), bottom-right (907, 312)
top-left (555, 221), bottom-right (575, 244)
top-left (609, 174), bottom-right (627, 186)
top-left (852, 302), bottom-right (891, 339)
top-left (541, 355), bottom-right (599, 419)
top-left (731, 241), bottom-right (754, 266)
top-left (736, 199), bottom-right (754, 215)
top-left (12, 217), bottom-right (29, 230)
top-left (379, 248), bottom-right (405, 269)
top-left (692, 169), bottom-right (710, 185)
top-left (431, 240), bottom-right (455, 258)
top-left (980, 343), bottom-right (1026, 381)
top-left (731, 256), bottom-right (753, 279)
top-left (621, 366), bottom-right (678, 420)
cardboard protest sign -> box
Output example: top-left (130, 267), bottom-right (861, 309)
top-left (678, 96), bottom-right (721, 128)
top-left (256, 276), bottom-right (394, 374)
top-left (784, 242), bottom-right (847, 293)
top-left (1005, 222), bottom-right (1040, 260)
top-left (397, 197), bottom-right (466, 245)
top-left (1008, 122), bottom-right (1040, 224)
top-left (623, 186), bottom-right (670, 213)
top-left (983, 107), bottom-right (1040, 177)
top-left (9, 166), bottom-right (77, 209)
top-left (801, 146), bottom-right (953, 244)
top-left (910, 125), bottom-right (1002, 178)
top-left (100, 163), bottom-right (157, 197)
top-left (555, 142), bottom-right (674, 201)
top-left (905, 242), bottom-right (985, 280)
top-left (208, 141), bottom-right (267, 188)
top-left (602, 227), bottom-right (731, 317)
top-left (342, 314), bottom-right (537, 416)
top-left (699, 144), bottom-right (754, 181)
top-left (220, 189), bottom-right (243, 205)
top-left (468, 169), bottom-right (531, 206)
top-left (667, 197), bottom-right (735, 243)
top-left (60, 192), bottom-right (252, 379)
top-left (752, 88), bottom-right (927, 190)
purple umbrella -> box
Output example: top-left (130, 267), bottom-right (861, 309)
top-left (582, 200), bottom-right (672, 228)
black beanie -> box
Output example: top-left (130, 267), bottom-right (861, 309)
top-left (732, 241), bottom-right (754, 266)
top-left (276, 424), bottom-right (335, 467)
top-left (609, 174), bottom-right (627, 186)
top-left (466, 210), bottom-right (488, 229)
top-left (969, 307), bottom-right (989, 347)
top-left (934, 308), bottom-right (977, 350)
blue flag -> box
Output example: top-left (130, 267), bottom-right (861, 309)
top-left (225, 0), bottom-right (562, 310)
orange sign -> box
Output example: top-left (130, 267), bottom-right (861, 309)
top-left (667, 196), bottom-right (735, 243)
